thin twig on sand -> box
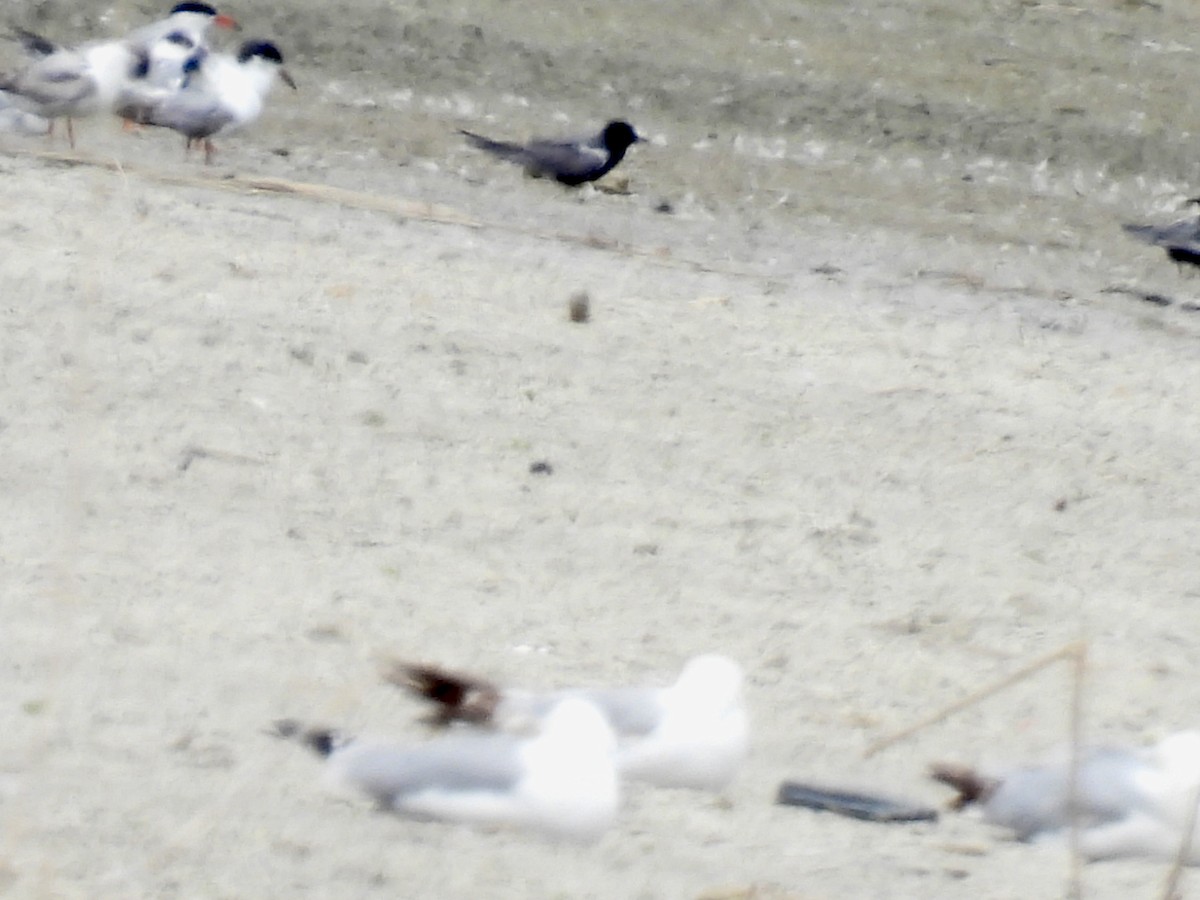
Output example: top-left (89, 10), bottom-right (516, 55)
top-left (862, 641), bottom-right (1087, 758)
top-left (1161, 781), bottom-right (1200, 900)
top-left (863, 641), bottom-right (1088, 899)
top-left (1, 146), bottom-right (766, 279)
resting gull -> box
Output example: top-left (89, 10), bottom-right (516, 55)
top-left (275, 696), bottom-right (619, 842)
top-left (932, 730), bottom-right (1200, 862)
top-left (389, 654), bottom-right (749, 792)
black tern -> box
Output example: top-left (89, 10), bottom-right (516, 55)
top-left (1123, 200), bottom-right (1200, 271)
top-left (460, 119), bottom-right (641, 186)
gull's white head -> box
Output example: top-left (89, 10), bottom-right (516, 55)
top-left (672, 654), bottom-right (745, 710)
top-left (1152, 730), bottom-right (1200, 775)
top-left (521, 697), bottom-right (619, 841)
top-left (1137, 730), bottom-right (1200, 824)
top-left (538, 696), bottom-right (619, 757)
top-left (615, 654), bottom-right (748, 791)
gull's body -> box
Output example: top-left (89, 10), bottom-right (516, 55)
top-left (395, 654), bottom-right (749, 791)
top-left (933, 730), bottom-right (1200, 862)
top-left (278, 697), bottom-right (620, 842)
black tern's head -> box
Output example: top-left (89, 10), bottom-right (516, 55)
top-left (601, 120), bottom-right (641, 154)
top-left (237, 39), bottom-right (298, 89)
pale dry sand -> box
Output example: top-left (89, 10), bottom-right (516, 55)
top-left (4, 0), bottom-right (1200, 898)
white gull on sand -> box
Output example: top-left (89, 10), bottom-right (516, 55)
top-left (276, 696), bottom-right (620, 842)
top-left (392, 654), bottom-right (749, 792)
top-left (932, 730), bottom-right (1200, 862)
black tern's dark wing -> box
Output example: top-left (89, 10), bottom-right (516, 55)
top-left (519, 138), bottom-right (609, 184)
top-left (1123, 217), bottom-right (1200, 268)
top-left (460, 129), bottom-right (527, 161)
top-left (462, 128), bottom-right (613, 185)
top-left (1122, 218), bottom-right (1200, 249)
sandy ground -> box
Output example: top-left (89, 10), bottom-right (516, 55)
top-left (5, 0), bottom-right (1200, 897)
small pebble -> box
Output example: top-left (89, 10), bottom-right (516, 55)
top-left (568, 291), bottom-right (591, 323)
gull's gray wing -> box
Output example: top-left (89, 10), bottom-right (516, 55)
top-left (578, 687), bottom-right (663, 736)
top-left (338, 732), bottom-right (525, 806)
top-left (985, 747), bottom-right (1146, 840)
top-left (493, 686), bottom-right (662, 735)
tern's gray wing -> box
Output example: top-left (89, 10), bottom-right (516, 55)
top-left (339, 733), bottom-right (524, 806)
top-left (3, 55), bottom-right (94, 108)
top-left (0, 93), bottom-right (48, 134)
top-left (985, 747), bottom-right (1146, 840)
top-left (10, 27), bottom-right (60, 58)
top-left (140, 88), bottom-right (234, 139)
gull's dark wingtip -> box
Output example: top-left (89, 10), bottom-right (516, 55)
top-left (383, 659), bottom-right (502, 725)
top-left (929, 762), bottom-right (998, 810)
top-left (271, 718), bottom-right (342, 757)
